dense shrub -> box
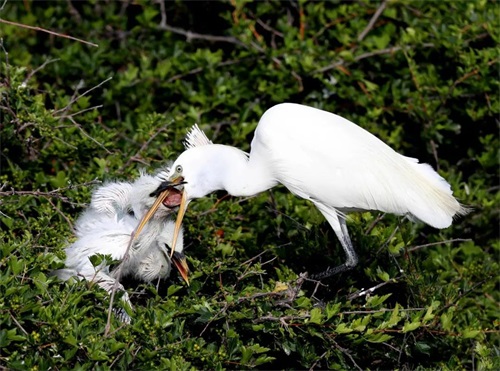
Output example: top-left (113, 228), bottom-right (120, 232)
top-left (1, 1), bottom-right (498, 369)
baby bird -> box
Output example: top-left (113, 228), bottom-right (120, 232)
top-left (54, 169), bottom-right (189, 323)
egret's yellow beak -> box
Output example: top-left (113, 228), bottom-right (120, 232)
top-left (133, 190), bottom-right (170, 241)
top-left (169, 190), bottom-right (188, 258)
top-left (171, 251), bottom-right (190, 285)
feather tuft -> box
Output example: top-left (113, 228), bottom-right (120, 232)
top-left (184, 124), bottom-right (212, 149)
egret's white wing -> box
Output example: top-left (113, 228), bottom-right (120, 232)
top-left (252, 103), bottom-right (462, 228)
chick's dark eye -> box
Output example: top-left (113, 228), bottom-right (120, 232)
top-left (176, 165), bottom-right (183, 173)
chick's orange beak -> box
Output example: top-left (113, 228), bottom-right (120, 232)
top-left (171, 251), bottom-right (190, 285)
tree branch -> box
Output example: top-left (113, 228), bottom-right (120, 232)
top-left (315, 43), bottom-right (435, 74)
top-left (357, 0), bottom-right (388, 42)
top-left (407, 238), bottom-right (472, 253)
top-left (0, 18), bottom-right (98, 47)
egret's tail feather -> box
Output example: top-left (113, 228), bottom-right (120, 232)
top-left (51, 268), bottom-right (77, 281)
top-left (405, 160), bottom-right (469, 229)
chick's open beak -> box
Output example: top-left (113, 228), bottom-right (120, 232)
top-left (171, 251), bottom-right (190, 285)
top-left (133, 177), bottom-right (185, 242)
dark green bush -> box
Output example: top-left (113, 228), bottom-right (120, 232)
top-left (1, 1), bottom-right (498, 369)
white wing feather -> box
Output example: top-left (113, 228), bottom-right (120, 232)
top-left (253, 103), bottom-right (466, 229)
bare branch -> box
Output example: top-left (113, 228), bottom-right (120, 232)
top-left (341, 307), bottom-right (425, 315)
top-left (45, 197), bottom-right (74, 230)
top-left (407, 238), bottom-right (472, 253)
top-left (54, 105), bottom-right (103, 120)
top-left (0, 18), bottom-right (98, 47)
top-left (309, 351), bottom-right (327, 371)
top-left (329, 336), bottom-right (363, 371)
top-left (67, 116), bottom-right (112, 154)
top-left (54, 76), bottom-right (112, 115)
top-left (357, 0), bottom-right (388, 42)
top-left (9, 312), bottom-right (29, 337)
top-left (0, 180), bottom-right (101, 207)
top-left (255, 314), bottom-right (310, 323)
top-left (364, 213), bottom-right (386, 235)
top-left (22, 58), bottom-right (60, 85)
top-left (315, 43), bottom-right (435, 74)
top-left (119, 124), bottom-right (170, 171)
top-left (105, 231), bottom-right (135, 336)
top-left (158, 22), bottom-right (245, 48)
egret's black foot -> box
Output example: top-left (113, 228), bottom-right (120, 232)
top-left (113, 307), bottom-right (132, 324)
top-left (310, 263), bottom-right (354, 280)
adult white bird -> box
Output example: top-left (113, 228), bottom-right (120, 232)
top-left (54, 170), bottom-right (189, 322)
top-left (144, 103), bottom-right (467, 278)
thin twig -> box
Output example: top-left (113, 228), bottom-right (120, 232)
top-left (104, 231), bottom-right (135, 336)
top-left (329, 336), bottom-right (363, 371)
top-left (0, 18), bottom-right (98, 47)
top-left (45, 197), bottom-right (74, 230)
top-left (0, 180), bottom-right (101, 206)
top-left (364, 213), bottom-right (386, 235)
top-left (9, 312), bottom-right (29, 336)
top-left (158, 22), bottom-right (245, 47)
top-left (407, 238), bottom-right (472, 253)
top-left (53, 76), bottom-right (112, 115)
top-left (22, 58), bottom-right (60, 85)
top-left (156, 0), bottom-right (167, 28)
top-left (341, 307), bottom-right (425, 315)
top-left (309, 351), bottom-right (327, 371)
top-left (375, 225), bottom-right (399, 255)
top-left (315, 43), bottom-right (435, 74)
top-left (67, 116), bottom-right (112, 154)
top-left (255, 314), bottom-right (310, 323)
top-left (240, 250), bottom-right (270, 266)
top-left (357, 0), bottom-right (388, 42)
top-left (119, 124), bottom-right (169, 171)
top-left (54, 105), bottom-right (103, 119)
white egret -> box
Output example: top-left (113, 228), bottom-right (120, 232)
top-left (148, 103), bottom-right (467, 278)
top-left (54, 170), bottom-right (189, 322)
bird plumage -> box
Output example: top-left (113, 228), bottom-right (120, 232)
top-left (252, 103), bottom-right (466, 228)
top-left (54, 170), bottom-right (186, 322)
top-left (161, 103), bottom-right (467, 277)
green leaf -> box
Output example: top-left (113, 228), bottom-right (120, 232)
top-left (402, 321), bottom-right (421, 333)
top-left (309, 307), bottom-right (323, 325)
top-left (365, 332), bottom-right (393, 343)
top-left (335, 323), bottom-right (353, 334)
top-left (462, 329), bottom-right (481, 339)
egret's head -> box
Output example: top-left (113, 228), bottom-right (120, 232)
top-left (168, 146), bottom-right (225, 200)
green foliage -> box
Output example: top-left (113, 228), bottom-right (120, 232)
top-left (1, 0), bottom-right (498, 369)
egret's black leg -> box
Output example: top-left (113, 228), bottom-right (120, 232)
top-left (310, 207), bottom-right (359, 280)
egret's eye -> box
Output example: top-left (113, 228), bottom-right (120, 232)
top-left (175, 165), bottom-right (183, 174)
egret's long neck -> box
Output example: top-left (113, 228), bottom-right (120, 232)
top-left (215, 145), bottom-right (277, 197)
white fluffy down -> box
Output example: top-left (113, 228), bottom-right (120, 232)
top-left (53, 170), bottom-right (183, 322)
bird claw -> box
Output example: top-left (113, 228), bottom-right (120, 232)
top-left (113, 307), bottom-right (132, 324)
top-left (310, 263), bottom-right (353, 280)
